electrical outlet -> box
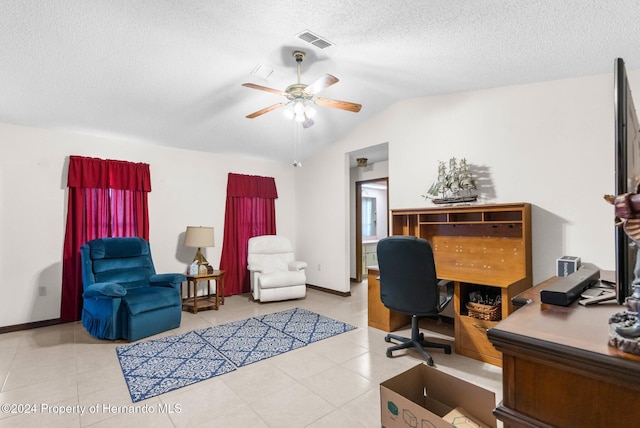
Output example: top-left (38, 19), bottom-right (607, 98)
top-left (38, 286), bottom-right (47, 297)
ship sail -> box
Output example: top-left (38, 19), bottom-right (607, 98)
top-left (423, 157), bottom-right (477, 204)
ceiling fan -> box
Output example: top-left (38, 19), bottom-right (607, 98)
top-left (242, 51), bottom-right (362, 128)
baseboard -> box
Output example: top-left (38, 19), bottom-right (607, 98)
top-left (0, 318), bottom-right (63, 334)
top-left (306, 283), bottom-right (351, 297)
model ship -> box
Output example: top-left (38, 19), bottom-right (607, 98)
top-left (423, 157), bottom-right (478, 204)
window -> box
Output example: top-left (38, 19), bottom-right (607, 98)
top-left (219, 173), bottom-right (278, 295)
top-left (362, 196), bottom-right (377, 238)
top-left (61, 156), bottom-right (151, 322)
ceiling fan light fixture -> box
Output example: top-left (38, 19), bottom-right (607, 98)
top-left (302, 111), bottom-right (315, 128)
top-left (304, 105), bottom-right (315, 118)
top-left (294, 100), bottom-right (305, 117)
top-left (283, 103), bottom-right (295, 119)
top-left (284, 100), bottom-right (315, 127)
top-left (243, 49), bottom-right (360, 122)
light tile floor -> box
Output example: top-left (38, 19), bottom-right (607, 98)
top-left (0, 281), bottom-right (502, 427)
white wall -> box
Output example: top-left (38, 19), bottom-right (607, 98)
top-left (0, 123), bottom-right (295, 327)
top-left (296, 130), bottom-right (395, 293)
top-left (5, 69), bottom-right (639, 325)
top-left (297, 71), bottom-right (640, 293)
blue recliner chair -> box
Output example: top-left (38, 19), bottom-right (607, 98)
top-left (80, 237), bottom-right (186, 341)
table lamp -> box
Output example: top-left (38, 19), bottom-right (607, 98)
top-left (183, 226), bottom-right (215, 273)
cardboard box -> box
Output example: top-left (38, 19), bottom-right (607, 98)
top-left (556, 256), bottom-right (581, 277)
top-left (443, 407), bottom-right (491, 428)
top-left (380, 363), bottom-right (496, 428)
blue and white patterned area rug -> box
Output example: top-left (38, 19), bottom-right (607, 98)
top-left (116, 308), bottom-right (356, 402)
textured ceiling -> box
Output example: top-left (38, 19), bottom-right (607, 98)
top-left (1, 1), bottom-right (640, 163)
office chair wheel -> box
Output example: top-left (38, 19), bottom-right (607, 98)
top-left (386, 349), bottom-right (392, 357)
top-left (384, 336), bottom-right (391, 343)
top-left (445, 347), bottom-right (452, 354)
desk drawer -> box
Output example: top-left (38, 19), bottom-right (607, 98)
top-left (458, 316), bottom-right (500, 359)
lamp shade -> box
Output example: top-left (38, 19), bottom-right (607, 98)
top-left (183, 226), bottom-right (214, 248)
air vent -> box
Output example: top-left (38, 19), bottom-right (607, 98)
top-left (297, 30), bottom-right (334, 49)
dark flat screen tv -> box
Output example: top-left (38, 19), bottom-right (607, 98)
top-left (614, 58), bottom-right (640, 304)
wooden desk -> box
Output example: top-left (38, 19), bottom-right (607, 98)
top-left (182, 270), bottom-right (225, 313)
top-left (392, 203), bottom-right (533, 366)
top-left (487, 276), bottom-right (640, 427)
top-left (367, 266), bottom-right (410, 331)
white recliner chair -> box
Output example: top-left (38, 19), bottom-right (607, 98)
top-left (247, 235), bottom-right (307, 302)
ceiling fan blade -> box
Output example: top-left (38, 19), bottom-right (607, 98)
top-left (242, 83), bottom-right (286, 97)
top-left (313, 97), bottom-right (362, 113)
top-left (246, 103), bottom-right (286, 119)
top-left (303, 74), bottom-right (339, 96)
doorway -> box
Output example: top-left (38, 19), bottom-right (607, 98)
top-left (354, 178), bottom-right (389, 282)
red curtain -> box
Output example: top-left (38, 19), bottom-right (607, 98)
top-left (220, 173), bottom-right (278, 295)
top-left (60, 156), bottom-right (151, 322)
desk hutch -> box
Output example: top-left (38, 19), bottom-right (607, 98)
top-left (391, 202), bottom-right (533, 366)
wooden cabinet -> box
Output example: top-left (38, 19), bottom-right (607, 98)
top-left (391, 203), bottom-right (532, 366)
top-left (367, 266), bottom-right (411, 331)
top-left (362, 242), bottom-right (378, 276)
top-left (488, 277), bottom-right (640, 427)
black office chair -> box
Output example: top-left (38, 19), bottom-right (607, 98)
top-left (376, 235), bottom-right (453, 366)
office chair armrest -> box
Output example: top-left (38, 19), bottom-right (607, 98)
top-left (289, 261), bottom-right (307, 271)
top-left (437, 279), bottom-right (454, 311)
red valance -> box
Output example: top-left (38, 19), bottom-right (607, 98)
top-left (226, 173), bottom-right (278, 199)
top-left (67, 156), bottom-right (152, 192)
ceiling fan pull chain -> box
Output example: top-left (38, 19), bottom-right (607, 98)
top-left (293, 122), bottom-right (302, 167)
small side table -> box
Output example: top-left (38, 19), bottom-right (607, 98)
top-left (182, 270), bottom-right (225, 313)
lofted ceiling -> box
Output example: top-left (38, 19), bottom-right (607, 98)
top-left (1, 1), bottom-right (640, 164)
